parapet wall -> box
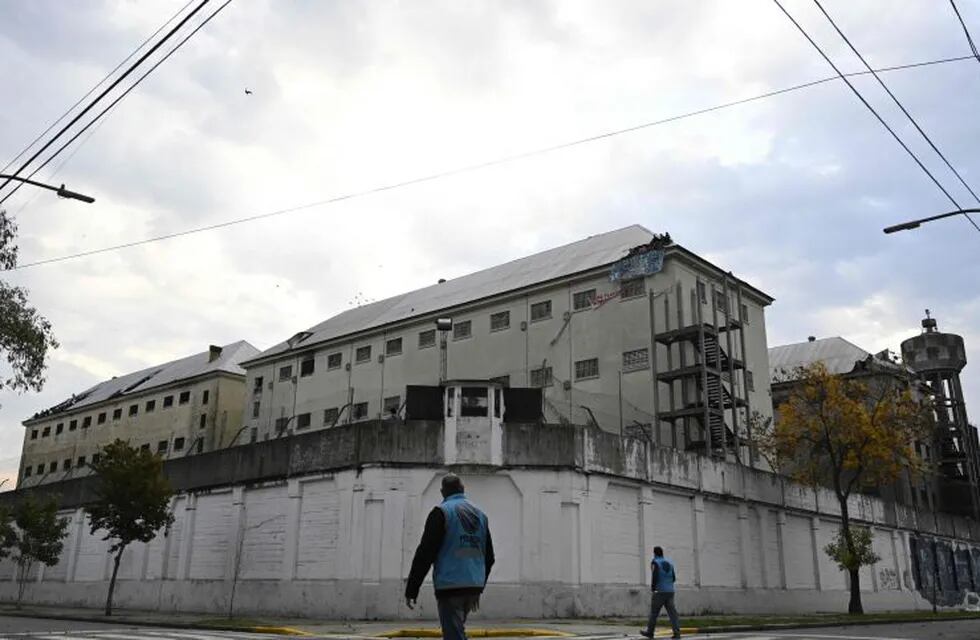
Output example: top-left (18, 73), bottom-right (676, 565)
top-left (1, 420), bottom-right (977, 618)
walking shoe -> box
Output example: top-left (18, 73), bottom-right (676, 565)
top-left (639, 630), bottom-right (652, 638)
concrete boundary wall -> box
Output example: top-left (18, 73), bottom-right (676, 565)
top-left (1, 422), bottom-right (977, 618)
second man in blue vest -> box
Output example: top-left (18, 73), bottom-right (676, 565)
top-left (641, 546), bottom-right (681, 639)
top-left (406, 474), bottom-right (495, 640)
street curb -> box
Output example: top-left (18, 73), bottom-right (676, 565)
top-left (378, 628), bottom-right (575, 637)
top-left (0, 610), bottom-right (310, 636)
top-left (684, 613), bottom-right (980, 635)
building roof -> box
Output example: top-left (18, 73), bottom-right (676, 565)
top-left (769, 336), bottom-right (889, 383)
top-left (25, 340), bottom-right (260, 424)
top-left (247, 225), bottom-right (774, 365)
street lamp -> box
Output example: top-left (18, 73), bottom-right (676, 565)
top-left (883, 208), bottom-right (980, 234)
top-left (0, 174), bottom-right (95, 204)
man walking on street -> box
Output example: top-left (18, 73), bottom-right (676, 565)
top-left (405, 474), bottom-right (495, 640)
top-left (640, 546), bottom-right (681, 639)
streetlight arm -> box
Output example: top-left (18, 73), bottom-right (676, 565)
top-left (884, 208), bottom-right (980, 234)
top-left (0, 174), bottom-right (95, 204)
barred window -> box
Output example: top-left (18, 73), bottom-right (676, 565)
top-left (174, 437), bottom-right (185, 451)
top-left (418, 329), bottom-right (436, 348)
top-left (56, 423), bottom-right (63, 435)
top-left (252, 401), bottom-right (260, 418)
top-left (162, 397), bottom-right (173, 409)
top-left (573, 289), bottom-right (596, 311)
top-left (575, 358), bottom-right (600, 380)
top-left (386, 337), bottom-right (403, 356)
top-left (352, 402), bottom-right (369, 420)
top-left (279, 365), bottom-right (293, 381)
top-left (697, 280), bottom-right (707, 304)
top-left (113, 408), bottom-right (123, 419)
top-left (530, 366), bottom-right (553, 388)
top-left (145, 400), bottom-right (155, 413)
top-left (384, 395), bottom-right (401, 415)
top-left (69, 420), bottom-right (77, 431)
top-left (300, 357), bottom-right (315, 377)
top-left (356, 345), bottom-right (372, 363)
top-left (741, 303), bottom-right (750, 324)
top-left (324, 407), bottom-right (340, 426)
top-left (327, 353), bottom-right (342, 369)
top-left (254, 376), bottom-right (264, 392)
top-left (98, 412), bottom-right (106, 424)
top-left (179, 391), bottom-right (191, 404)
top-left (296, 413), bottom-right (312, 429)
top-left (453, 320), bottom-right (472, 340)
top-left (622, 348), bottom-right (649, 372)
top-left (490, 311), bottom-right (510, 332)
top-left (530, 300), bottom-right (552, 322)
top-left (82, 416), bottom-right (92, 428)
top-left (77, 456), bottom-right (86, 468)
top-left (714, 290), bottom-right (728, 313)
top-left (157, 440), bottom-right (168, 453)
top-left (128, 405), bottom-right (138, 416)
top-left (747, 370), bottom-right (755, 392)
top-left (620, 279), bottom-right (645, 299)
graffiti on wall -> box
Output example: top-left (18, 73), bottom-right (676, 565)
top-left (910, 535), bottom-right (980, 607)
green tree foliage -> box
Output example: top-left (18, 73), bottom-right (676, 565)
top-left (825, 526), bottom-right (880, 573)
top-left (0, 209), bottom-right (59, 395)
top-left (5, 493), bottom-right (70, 608)
top-left (87, 440), bottom-right (174, 616)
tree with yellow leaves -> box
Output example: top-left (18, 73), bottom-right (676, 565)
top-left (757, 362), bottom-right (931, 614)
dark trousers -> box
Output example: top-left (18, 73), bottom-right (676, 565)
top-left (645, 591), bottom-right (680, 637)
top-left (437, 594), bottom-right (480, 640)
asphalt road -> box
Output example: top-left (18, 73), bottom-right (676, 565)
top-left (0, 615), bottom-right (271, 638)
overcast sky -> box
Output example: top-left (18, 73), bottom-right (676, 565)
top-left (2, 0), bottom-right (979, 488)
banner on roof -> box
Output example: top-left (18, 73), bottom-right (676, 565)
top-left (609, 249), bottom-right (664, 282)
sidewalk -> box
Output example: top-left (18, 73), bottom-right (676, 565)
top-left (3, 602), bottom-right (980, 637)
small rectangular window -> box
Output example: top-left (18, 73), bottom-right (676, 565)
top-left (530, 367), bottom-right (553, 388)
top-left (56, 423), bottom-right (64, 435)
top-left (42, 426), bottom-right (51, 437)
top-left (324, 407), bottom-right (339, 426)
top-left (252, 401), bottom-right (260, 418)
top-left (49, 461), bottom-right (57, 473)
top-left (623, 348), bottom-right (649, 372)
top-left (162, 396), bottom-right (173, 408)
top-left (327, 353), bottom-right (342, 369)
top-left (77, 456), bottom-right (86, 468)
top-left (174, 437), bottom-right (185, 451)
top-left (490, 311), bottom-right (510, 332)
top-left (179, 391), bottom-right (190, 404)
top-left (697, 281), bottom-right (707, 304)
top-left (620, 278), bottom-right (645, 299)
top-left (92, 453), bottom-right (101, 464)
top-left (385, 337), bottom-right (403, 356)
top-left (530, 300), bottom-right (552, 322)
top-left (352, 402), bottom-right (369, 420)
top-left (383, 395), bottom-right (401, 416)
top-left (62, 458), bottom-right (71, 471)
top-left (145, 400), bottom-right (156, 413)
top-left (714, 290), bottom-right (728, 313)
top-left (494, 387), bottom-right (502, 419)
top-left (296, 413), bottom-right (312, 429)
top-left (97, 412), bottom-right (106, 425)
top-left (453, 320), bottom-right (472, 340)
top-left (82, 416), bottom-right (91, 428)
top-left (157, 440), bottom-right (168, 453)
top-left (196, 440), bottom-right (203, 453)
top-left (300, 358), bottom-right (315, 377)
top-left (24, 466), bottom-right (31, 478)
top-left (30, 429), bottom-right (38, 440)
top-left (69, 420), bottom-right (77, 431)
top-left (575, 358), bottom-right (600, 380)
top-left (447, 387), bottom-right (455, 418)
top-left (460, 387), bottom-right (489, 417)
top-left (36, 464), bottom-right (44, 475)
top-left (253, 377), bottom-right (263, 392)
top-left (747, 370), bottom-right (755, 392)
top-left (275, 417), bottom-right (289, 432)
top-left (356, 345), bottom-right (372, 363)
top-left (202, 390), bottom-right (209, 405)
top-left (418, 329), bottom-right (436, 348)
top-left (199, 414), bottom-right (207, 429)
top-left (573, 289), bottom-right (596, 311)
top-left (741, 303), bottom-right (750, 324)
top-left (279, 365), bottom-right (293, 381)
top-left (129, 404), bottom-right (138, 416)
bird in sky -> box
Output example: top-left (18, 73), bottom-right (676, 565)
top-left (244, 88), bottom-right (253, 95)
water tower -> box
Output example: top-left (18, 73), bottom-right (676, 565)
top-left (901, 311), bottom-right (980, 518)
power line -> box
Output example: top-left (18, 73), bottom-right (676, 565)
top-left (0, 0), bottom-right (212, 198)
top-left (0, 0), bottom-right (197, 177)
top-left (950, 0), bottom-right (980, 62)
top-left (813, 0), bottom-right (980, 233)
top-left (5, 54), bottom-right (974, 271)
top-left (772, 0), bottom-right (975, 231)
top-left (0, 0), bottom-right (233, 208)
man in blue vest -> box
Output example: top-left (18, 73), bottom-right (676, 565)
top-left (640, 546), bottom-right (681, 639)
top-left (406, 474), bottom-right (495, 640)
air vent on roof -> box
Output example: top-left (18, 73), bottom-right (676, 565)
top-left (438, 278), bottom-right (446, 284)
top-left (287, 331), bottom-right (314, 348)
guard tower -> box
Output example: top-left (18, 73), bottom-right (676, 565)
top-left (901, 311), bottom-right (980, 519)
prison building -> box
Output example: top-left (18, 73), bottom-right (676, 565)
top-left (18, 341), bottom-right (259, 487)
top-left (241, 225), bottom-right (774, 463)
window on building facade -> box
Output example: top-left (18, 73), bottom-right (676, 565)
top-left (49, 461), bottom-right (57, 473)
top-left (42, 426), bottom-right (50, 437)
top-left (352, 402), bottom-right (369, 420)
top-left (697, 281), bottom-right (707, 304)
top-left (327, 353), bottom-right (342, 369)
top-left (157, 441), bottom-right (168, 453)
top-left (324, 407), bottom-right (339, 426)
top-left (296, 413), bottom-right (312, 429)
top-left (30, 429), bottom-right (37, 440)
top-left (494, 387), bottom-right (502, 419)
top-left (163, 396), bottom-right (173, 408)
top-left (250, 428), bottom-right (258, 444)
top-left (530, 367), bottom-right (553, 388)
top-left (747, 370), bottom-right (755, 392)
top-left (530, 300), bottom-right (552, 322)
top-left (573, 289), bottom-right (596, 311)
top-left (24, 467), bottom-right (31, 478)
top-left (460, 387), bottom-right (489, 417)
top-left (179, 391), bottom-right (190, 404)
top-left (146, 400), bottom-right (156, 413)
top-left (69, 420), bottom-right (77, 431)
top-left (383, 395), bottom-right (401, 416)
top-left (713, 290), bottom-right (728, 313)
top-left (741, 303), bottom-right (750, 324)
top-left (62, 459), bottom-right (71, 471)
top-left (356, 345), bottom-right (372, 363)
top-left (386, 337), bottom-right (403, 356)
top-left (300, 357), bottom-right (315, 377)
top-left (97, 412), bottom-right (106, 425)
top-left (92, 453), bottom-right (101, 464)
top-left (199, 414), bottom-right (207, 429)
top-left (490, 311), bottom-right (510, 332)
top-left (279, 365), bottom-right (293, 381)
top-left (490, 375), bottom-right (510, 387)
top-left (253, 377), bottom-right (263, 392)
top-left (196, 440), bottom-right (203, 453)
top-left (174, 437), bottom-right (185, 451)
top-left (418, 329), bottom-right (437, 349)
top-left (620, 278), bottom-right (645, 299)
top-left (82, 416), bottom-right (91, 428)
top-left (453, 320), bottom-right (472, 340)
top-left (575, 358), bottom-right (600, 380)
top-left (202, 390), bottom-right (209, 405)
top-left (622, 348), bottom-right (649, 372)
top-left (274, 417), bottom-right (289, 433)
top-left (56, 423), bottom-right (64, 435)
top-left (113, 408), bottom-right (122, 420)
top-left (140, 444), bottom-right (150, 453)
top-left (77, 456), bottom-right (86, 468)
top-left (252, 401), bottom-right (260, 418)
top-left (129, 404), bottom-right (138, 416)
top-left (36, 464), bottom-right (44, 475)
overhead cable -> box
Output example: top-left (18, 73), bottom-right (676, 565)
top-left (813, 0), bottom-right (980, 232)
top-left (950, 0), bottom-right (980, 63)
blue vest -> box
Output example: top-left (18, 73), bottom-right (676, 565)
top-left (652, 556), bottom-right (676, 592)
top-left (433, 493), bottom-right (488, 591)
